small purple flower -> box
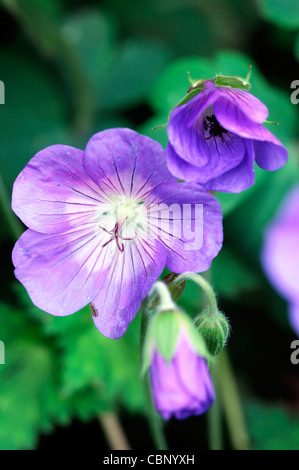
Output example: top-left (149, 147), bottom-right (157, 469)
top-left (261, 185), bottom-right (299, 335)
top-left (150, 326), bottom-right (215, 420)
top-left (166, 81), bottom-right (288, 193)
top-left (12, 128), bottom-right (223, 339)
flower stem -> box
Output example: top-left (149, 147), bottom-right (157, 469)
top-left (217, 348), bottom-right (250, 450)
top-left (140, 299), bottom-right (168, 450)
top-left (174, 272), bottom-right (218, 317)
top-left (98, 412), bottom-right (131, 450)
top-left (207, 361), bottom-right (223, 450)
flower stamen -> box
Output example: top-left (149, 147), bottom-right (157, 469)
top-left (100, 220), bottom-right (138, 253)
top-left (203, 114), bottom-right (231, 156)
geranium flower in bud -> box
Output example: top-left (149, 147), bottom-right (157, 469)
top-left (12, 128), bottom-right (223, 339)
top-left (166, 81), bottom-right (288, 193)
top-left (150, 325), bottom-right (215, 420)
top-left (261, 185), bottom-right (299, 335)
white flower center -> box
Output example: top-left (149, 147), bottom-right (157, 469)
top-left (95, 195), bottom-right (147, 251)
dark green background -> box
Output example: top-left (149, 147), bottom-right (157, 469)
top-left (0, 0), bottom-right (298, 450)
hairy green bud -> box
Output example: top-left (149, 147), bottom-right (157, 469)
top-left (194, 309), bottom-right (230, 356)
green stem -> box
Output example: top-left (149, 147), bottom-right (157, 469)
top-left (140, 303), bottom-right (168, 450)
top-left (98, 412), bottom-right (131, 450)
top-left (217, 349), bottom-right (250, 450)
top-left (174, 272), bottom-right (218, 317)
top-left (207, 360), bottom-right (223, 450)
top-left (150, 280), bottom-right (176, 312)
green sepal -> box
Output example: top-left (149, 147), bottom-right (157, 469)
top-left (174, 86), bottom-right (204, 108)
top-left (194, 309), bottom-right (230, 356)
top-left (152, 310), bottom-right (181, 363)
top-left (180, 311), bottom-right (211, 362)
top-left (171, 66), bottom-right (252, 116)
top-left (141, 307), bottom-right (213, 376)
top-left (214, 74), bottom-right (251, 90)
top-left (141, 309), bottom-right (180, 375)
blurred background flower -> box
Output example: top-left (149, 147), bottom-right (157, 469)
top-left (261, 185), bottom-right (299, 336)
top-left (0, 0), bottom-right (298, 451)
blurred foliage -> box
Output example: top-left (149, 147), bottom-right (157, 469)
top-left (255, 0), bottom-right (299, 29)
top-left (0, 0), bottom-right (298, 451)
top-left (246, 401), bottom-right (299, 450)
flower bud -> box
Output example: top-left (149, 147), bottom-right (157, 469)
top-left (195, 309), bottom-right (230, 356)
top-left (143, 309), bottom-right (215, 420)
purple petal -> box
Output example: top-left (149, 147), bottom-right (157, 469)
top-left (200, 140), bottom-right (255, 193)
top-left (91, 238), bottom-right (166, 339)
top-left (289, 303), bottom-right (299, 337)
top-left (217, 86), bottom-right (269, 123)
top-left (167, 85), bottom-right (218, 162)
top-left (167, 94), bottom-right (246, 183)
top-left (84, 128), bottom-right (175, 198)
top-left (213, 97), bottom-right (288, 170)
top-left (166, 142), bottom-right (204, 182)
top-left (150, 331), bottom-right (215, 420)
top-left (166, 124), bottom-right (245, 185)
top-left (262, 186), bottom-right (299, 336)
top-left (271, 186), bottom-right (299, 225)
top-left (183, 81), bottom-right (218, 126)
top-left (12, 145), bottom-right (105, 234)
top-left (261, 221), bottom-right (299, 302)
top-left (146, 182), bottom-right (223, 273)
top-left (253, 139), bottom-right (288, 171)
top-left (12, 227), bottom-right (112, 316)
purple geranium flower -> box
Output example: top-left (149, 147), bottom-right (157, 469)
top-left (261, 185), bottom-right (299, 335)
top-left (150, 325), bottom-right (215, 420)
top-left (12, 128), bottom-right (223, 339)
top-left (166, 81), bottom-right (288, 193)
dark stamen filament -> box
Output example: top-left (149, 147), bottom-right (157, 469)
top-left (203, 114), bottom-right (231, 156)
top-left (100, 221), bottom-right (137, 253)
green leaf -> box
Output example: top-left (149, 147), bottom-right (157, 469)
top-left (211, 247), bottom-right (262, 299)
top-left (246, 401), bottom-right (299, 450)
top-left (53, 307), bottom-right (146, 414)
top-left (149, 56), bottom-right (216, 114)
top-left (0, 0), bottom-right (63, 55)
top-left (60, 8), bottom-right (117, 108)
top-left (0, 47), bottom-right (70, 190)
top-left (294, 33), bottom-right (299, 61)
top-left (138, 113), bottom-right (169, 148)
top-left (61, 8), bottom-right (171, 112)
top-left (15, 285), bottom-right (147, 417)
top-left (255, 0), bottom-right (299, 29)
top-left (99, 40), bottom-right (171, 111)
top-left (0, 303), bottom-right (65, 449)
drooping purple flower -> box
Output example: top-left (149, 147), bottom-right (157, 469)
top-left (166, 81), bottom-right (288, 193)
top-left (261, 185), bottom-right (299, 335)
top-left (150, 326), bottom-right (215, 420)
top-left (12, 128), bottom-right (223, 339)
